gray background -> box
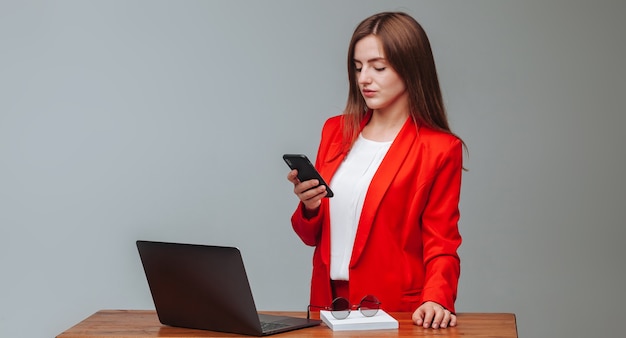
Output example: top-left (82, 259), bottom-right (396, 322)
top-left (1, 1), bottom-right (624, 337)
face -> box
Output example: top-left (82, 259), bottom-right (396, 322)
top-left (353, 35), bottom-right (408, 115)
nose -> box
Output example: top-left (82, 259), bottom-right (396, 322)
top-left (358, 67), bottom-right (372, 85)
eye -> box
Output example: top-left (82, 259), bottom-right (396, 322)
top-left (375, 67), bottom-right (386, 71)
top-left (355, 67), bottom-right (362, 72)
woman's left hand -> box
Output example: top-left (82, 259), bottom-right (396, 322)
top-left (412, 301), bottom-right (457, 329)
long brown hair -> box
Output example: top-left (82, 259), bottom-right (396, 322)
top-left (343, 12), bottom-right (462, 149)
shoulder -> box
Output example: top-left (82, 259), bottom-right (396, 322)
top-left (415, 126), bottom-right (463, 164)
top-left (418, 126), bottom-right (462, 149)
top-left (322, 115), bottom-right (343, 130)
top-left (320, 115), bottom-right (344, 138)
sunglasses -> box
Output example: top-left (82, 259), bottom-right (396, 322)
top-left (307, 294), bottom-right (381, 319)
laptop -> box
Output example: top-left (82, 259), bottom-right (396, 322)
top-left (136, 240), bottom-right (321, 336)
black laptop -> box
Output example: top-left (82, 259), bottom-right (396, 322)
top-left (136, 240), bottom-right (321, 336)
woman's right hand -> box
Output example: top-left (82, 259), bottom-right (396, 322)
top-left (287, 169), bottom-right (327, 211)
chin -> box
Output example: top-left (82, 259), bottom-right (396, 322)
top-left (364, 101), bottom-right (383, 110)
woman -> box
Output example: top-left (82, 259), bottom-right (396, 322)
top-left (287, 12), bottom-right (464, 329)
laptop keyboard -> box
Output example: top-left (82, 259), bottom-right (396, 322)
top-left (261, 321), bottom-right (290, 332)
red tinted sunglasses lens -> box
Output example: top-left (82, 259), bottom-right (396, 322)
top-left (359, 295), bottom-right (380, 317)
top-left (330, 297), bottom-right (350, 319)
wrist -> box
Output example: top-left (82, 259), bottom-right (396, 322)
top-left (302, 203), bottom-right (320, 219)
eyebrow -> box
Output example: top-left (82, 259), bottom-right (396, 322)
top-left (353, 57), bottom-right (387, 63)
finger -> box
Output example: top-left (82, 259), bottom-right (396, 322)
top-left (298, 185), bottom-right (327, 210)
top-left (287, 170), bottom-right (299, 183)
top-left (412, 308), bottom-right (424, 326)
top-left (449, 313), bottom-right (457, 327)
top-left (431, 307), bottom-right (445, 329)
top-left (294, 179), bottom-right (320, 195)
top-left (439, 310), bottom-right (451, 328)
top-left (300, 188), bottom-right (326, 205)
top-left (297, 186), bottom-right (326, 203)
top-left (422, 308), bottom-right (435, 328)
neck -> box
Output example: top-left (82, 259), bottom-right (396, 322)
top-left (362, 111), bottom-right (408, 142)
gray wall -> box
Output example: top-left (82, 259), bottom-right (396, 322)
top-left (1, 1), bottom-right (624, 337)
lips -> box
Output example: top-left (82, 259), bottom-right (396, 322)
top-left (362, 89), bottom-right (376, 98)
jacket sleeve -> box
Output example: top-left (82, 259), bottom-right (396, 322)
top-left (291, 202), bottom-right (323, 246)
top-left (420, 138), bottom-right (463, 313)
top-left (290, 117), bottom-right (339, 247)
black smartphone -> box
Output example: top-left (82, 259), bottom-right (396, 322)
top-left (283, 154), bottom-right (334, 198)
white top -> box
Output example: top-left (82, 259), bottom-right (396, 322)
top-left (329, 134), bottom-right (392, 280)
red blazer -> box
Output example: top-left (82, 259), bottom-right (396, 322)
top-left (292, 114), bottom-right (463, 313)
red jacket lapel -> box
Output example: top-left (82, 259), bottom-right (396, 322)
top-left (350, 117), bottom-right (418, 267)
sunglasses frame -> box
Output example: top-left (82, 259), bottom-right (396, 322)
top-left (307, 294), bottom-right (381, 319)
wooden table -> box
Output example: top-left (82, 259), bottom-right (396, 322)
top-left (57, 310), bottom-right (517, 337)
